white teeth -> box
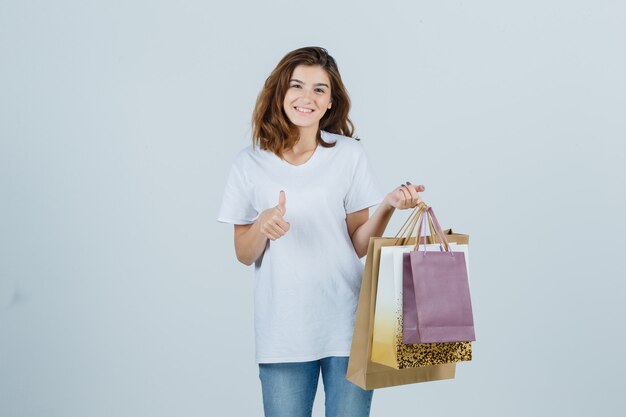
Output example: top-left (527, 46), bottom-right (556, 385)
top-left (295, 107), bottom-right (313, 113)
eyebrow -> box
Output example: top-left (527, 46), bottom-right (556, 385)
top-left (289, 78), bottom-right (330, 88)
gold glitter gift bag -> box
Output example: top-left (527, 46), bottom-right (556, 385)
top-left (347, 230), bottom-right (457, 389)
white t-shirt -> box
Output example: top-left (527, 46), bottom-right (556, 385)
top-left (217, 130), bottom-right (385, 363)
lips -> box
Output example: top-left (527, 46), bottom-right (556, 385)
top-left (294, 106), bottom-right (314, 114)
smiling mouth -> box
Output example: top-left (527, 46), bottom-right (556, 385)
top-left (294, 106), bottom-right (314, 114)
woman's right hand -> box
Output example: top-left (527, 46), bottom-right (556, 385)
top-left (257, 191), bottom-right (290, 241)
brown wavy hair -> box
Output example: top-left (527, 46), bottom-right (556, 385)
top-left (251, 46), bottom-right (356, 158)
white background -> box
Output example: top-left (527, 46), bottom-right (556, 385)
top-left (1, 1), bottom-right (625, 416)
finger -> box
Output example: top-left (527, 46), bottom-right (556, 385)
top-left (406, 182), bottom-right (425, 193)
top-left (406, 182), bottom-right (426, 208)
top-left (400, 185), bottom-right (414, 209)
top-left (273, 207), bottom-right (284, 219)
top-left (402, 184), bottom-right (419, 207)
top-left (271, 211), bottom-right (288, 230)
top-left (263, 228), bottom-right (278, 241)
top-left (270, 218), bottom-right (289, 235)
top-left (277, 190), bottom-right (287, 215)
top-left (267, 222), bottom-right (286, 238)
top-left (266, 226), bottom-right (281, 240)
top-left (398, 185), bottom-right (409, 207)
top-left (276, 217), bottom-right (291, 232)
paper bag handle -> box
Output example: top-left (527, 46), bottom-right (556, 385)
top-left (413, 207), bottom-right (453, 254)
top-left (393, 205), bottom-right (424, 245)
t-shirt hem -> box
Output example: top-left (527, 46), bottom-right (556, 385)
top-left (256, 350), bottom-right (351, 364)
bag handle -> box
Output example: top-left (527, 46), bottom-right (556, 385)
top-left (413, 207), bottom-right (454, 256)
top-left (428, 207), bottom-right (452, 251)
top-left (392, 198), bottom-right (436, 246)
top-left (426, 211), bottom-right (449, 251)
top-left (393, 203), bottom-right (427, 245)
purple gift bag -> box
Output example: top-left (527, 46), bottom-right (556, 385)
top-left (402, 207), bottom-right (475, 344)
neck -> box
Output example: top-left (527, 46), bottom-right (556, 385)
top-left (292, 125), bottom-right (319, 153)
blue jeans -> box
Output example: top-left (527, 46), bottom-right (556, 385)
top-left (258, 356), bottom-right (373, 417)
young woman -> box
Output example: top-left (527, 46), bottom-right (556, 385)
top-left (217, 46), bottom-right (425, 417)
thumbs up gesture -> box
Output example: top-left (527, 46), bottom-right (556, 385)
top-left (277, 190), bottom-right (287, 216)
top-left (258, 190), bottom-right (291, 241)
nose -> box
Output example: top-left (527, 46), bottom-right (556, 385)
top-left (299, 87), bottom-right (313, 101)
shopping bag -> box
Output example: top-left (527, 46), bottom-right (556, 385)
top-left (403, 207), bottom-right (475, 343)
top-left (402, 243), bottom-right (470, 343)
top-left (371, 243), bottom-right (449, 367)
top-left (368, 207), bottom-right (472, 369)
top-left (346, 236), bottom-right (456, 390)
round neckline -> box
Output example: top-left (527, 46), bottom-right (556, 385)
top-left (277, 130), bottom-right (331, 169)
top-left (281, 143), bottom-right (319, 167)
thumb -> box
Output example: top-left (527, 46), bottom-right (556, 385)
top-left (277, 190), bottom-right (287, 215)
top-left (406, 182), bottom-right (425, 193)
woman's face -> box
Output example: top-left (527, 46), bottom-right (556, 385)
top-left (282, 65), bottom-right (333, 131)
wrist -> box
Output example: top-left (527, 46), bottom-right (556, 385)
top-left (381, 195), bottom-right (395, 212)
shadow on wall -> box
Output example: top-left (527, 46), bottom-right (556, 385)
top-left (0, 280), bottom-right (26, 313)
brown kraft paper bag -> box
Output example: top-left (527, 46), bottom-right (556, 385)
top-left (346, 229), bottom-right (469, 389)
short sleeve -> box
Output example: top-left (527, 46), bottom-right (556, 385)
top-left (344, 144), bottom-right (385, 214)
top-left (217, 154), bottom-right (258, 224)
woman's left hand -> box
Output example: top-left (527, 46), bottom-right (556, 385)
top-left (385, 182), bottom-right (426, 210)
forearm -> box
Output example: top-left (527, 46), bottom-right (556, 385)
top-left (351, 199), bottom-right (395, 258)
top-left (235, 221), bottom-right (269, 266)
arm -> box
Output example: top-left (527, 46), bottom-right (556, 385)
top-left (347, 201), bottom-right (394, 258)
top-left (234, 222), bottom-right (269, 266)
top-left (233, 191), bottom-right (290, 266)
top-left (347, 183), bottom-right (425, 258)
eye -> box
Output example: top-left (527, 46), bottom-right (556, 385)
top-left (315, 88), bottom-right (326, 93)
top-left (291, 84), bottom-right (302, 88)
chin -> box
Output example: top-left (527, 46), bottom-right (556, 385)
top-left (288, 119), bottom-right (319, 129)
